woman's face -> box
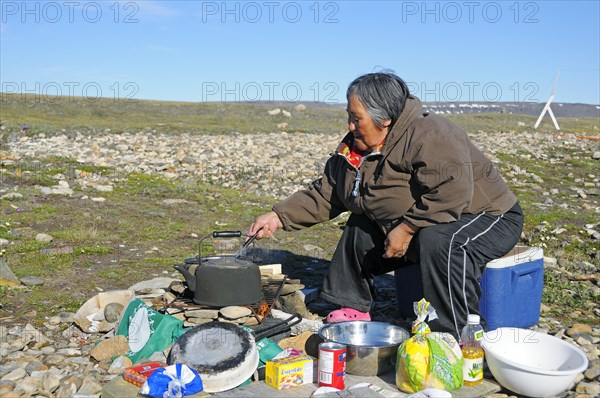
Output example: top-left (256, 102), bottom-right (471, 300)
top-left (347, 94), bottom-right (391, 152)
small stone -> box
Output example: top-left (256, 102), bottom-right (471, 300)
top-left (592, 151), bottom-right (600, 160)
top-left (184, 309), bottom-right (219, 319)
top-left (15, 379), bottom-right (38, 396)
top-left (0, 380), bottom-right (15, 393)
top-left (93, 184), bottom-right (113, 192)
top-left (243, 317), bottom-right (259, 326)
top-left (103, 303), bottom-right (124, 323)
top-left (567, 323), bottom-right (593, 336)
top-left (162, 291), bottom-right (176, 304)
top-left (584, 359), bottom-right (600, 380)
top-left (55, 348), bottom-right (81, 356)
top-left (128, 277), bottom-right (178, 292)
top-left (24, 361), bottom-right (47, 375)
top-left (44, 354), bottom-right (65, 366)
top-left (1, 368), bottom-right (27, 382)
top-left (90, 335), bottom-right (129, 361)
top-left (574, 334), bottom-right (595, 345)
top-left (19, 276), bottom-right (44, 286)
top-left (576, 382), bottom-right (600, 395)
top-left (57, 312), bottom-right (75, 323)
top-left (280, 283), bottom-right (305, 295)
top-left (0, 192), bottom-right (23, 200)
top-left (55, 380), bottom-right (78, 398)
top-left (107, 355), bottom-right (132, 375)
top-left (48, 316), bottom-right (61, 325)
top-left (2, 390), bottom-right (24, 398)
top-left (42, 373), bottom-right (61, 393)
top-left (219, 306), bottom-right (253, 320)
top-left (35, 233), bottom-right (53, 243)
top-left (276, 291), bottom-right (314, 320)
top-left (169, 281), bottom-right (186, 294)
top-left (77, 376), bottom-right (103, 395)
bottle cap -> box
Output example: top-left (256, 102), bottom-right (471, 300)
top-left (467, 314), bottom-right (480, 324)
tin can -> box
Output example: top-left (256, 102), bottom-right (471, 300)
top-left (318, 342), bottom-right (346, 389)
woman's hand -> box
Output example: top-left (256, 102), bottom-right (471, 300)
top-left (248, 211), bottom-right (283, 240)
top-left (383, 221), bottom-right (419, 258)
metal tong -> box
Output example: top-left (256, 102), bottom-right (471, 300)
top-left (234, 231), bottom-right (259, 258)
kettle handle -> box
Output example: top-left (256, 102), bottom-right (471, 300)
top-left (212, 230), bottom-right (243, 238)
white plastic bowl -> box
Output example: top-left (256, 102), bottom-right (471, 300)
top-left (482, 328), bottom-right (589, 398)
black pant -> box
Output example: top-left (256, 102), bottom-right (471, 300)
top-left (319, 203), bottom-right (524, 339)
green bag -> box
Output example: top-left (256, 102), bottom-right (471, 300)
top-left (116, 299), bottom-right (184, 364)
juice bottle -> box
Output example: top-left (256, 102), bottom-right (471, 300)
top-left (461, 314), bottom-right (484, 386)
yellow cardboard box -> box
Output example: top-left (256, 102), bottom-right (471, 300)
top-left (265, 355), bottom-right (315, 390)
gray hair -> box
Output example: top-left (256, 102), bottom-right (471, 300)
top-left (346, 72), bottom-right (410, 128)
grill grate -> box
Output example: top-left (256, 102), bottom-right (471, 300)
top-left (163, 275), bottom-right (287, 324)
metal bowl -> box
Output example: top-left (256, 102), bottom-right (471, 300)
top-left (318, 321), bottom-right (410, 376)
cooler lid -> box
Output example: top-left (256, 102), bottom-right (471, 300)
top-left (486, 246), bottom-right (544, 269)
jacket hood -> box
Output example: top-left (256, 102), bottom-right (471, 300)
top-left (379, 95), bottom-right (423, 157)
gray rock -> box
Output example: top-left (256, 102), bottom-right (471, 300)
top-left (103, 303), bottom-right (124, 323)
top-left (77, 376), bottom-right (103, 395)
top-left (92, 184), bottom-right (113, 192)
top-left (20, 276), bottom-right (44, 286)
top-left (24, 361), bottom-right (46, 375)
top-left (0, 238), bottom-right (9, 247)
top-left (576, 381), bottom-right (600, 395)
top-left (42, 373), bottom-right (61, 393)
top-left (15, 378), bottom-right (38, 395)
top-left (219, 306), bottom-right (252, 320)
top-left (184, 309), bottom-right (219, 319)
top-left (56, 382), bottom-right (78, 398)
top-left (44, 354), bottom-right (66, 366)
top-left (185, 318), bottom-right (214, 326)
top-left (275, 291), bottom-right (314, 320)
top-left (592, 151), bottom-right (600, 160)
top-left (280, 283), bottom-right (305, 295)
top-left (56, 348), bottom-right (81, 356)
top-left (1, 368), bottom-right (27, 382)
top-left (128, 277), bottom-right (178, 292)
top-left (35, 233), bottom-right (53, 243)
top-left (585, 359), bottom-right (600, 380)
top-left (0, 192), bottom-right (23, 200)
top-left (57, 312), bottom-right (75, 323)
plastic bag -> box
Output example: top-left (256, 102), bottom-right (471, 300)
top-left (140, 364), bottom-right (203, 398)
top-left (395, 299), bottom-right (463, 393)
top-left (116, 299), bottom-right (185, 364)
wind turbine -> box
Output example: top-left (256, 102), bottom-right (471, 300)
top-left (534, 71), bottom-right (560, 130)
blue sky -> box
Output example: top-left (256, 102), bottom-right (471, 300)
top-left (1, 0), bottom-right (599, 104)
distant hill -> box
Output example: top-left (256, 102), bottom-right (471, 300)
top-left (262, 100), bottom-right (600, 118)
top-left (422, 102), bottom-right (599, 118)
